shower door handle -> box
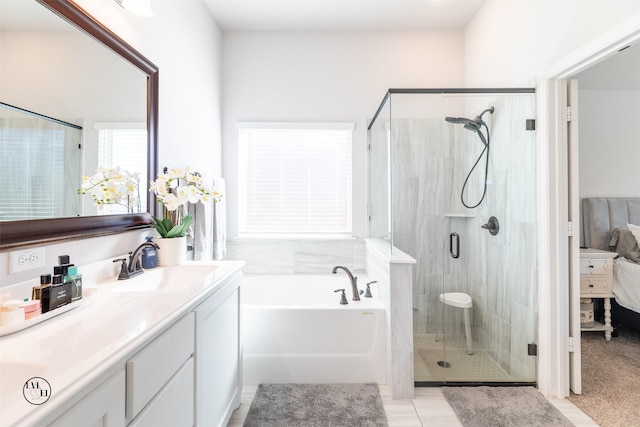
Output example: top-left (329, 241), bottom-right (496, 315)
top-left (450, 232), bottom-right (460, 259)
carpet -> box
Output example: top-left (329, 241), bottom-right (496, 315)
top-left (243, 383), bottom-right (388, 427)
top-left (567, 326), bottom-right (640, 426)
top-left (441, 386), bottom-right (574, 427)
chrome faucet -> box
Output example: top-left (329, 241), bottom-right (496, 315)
top-left (332, 266), bottom-right (360, 301)
top-left (113, 240), bottom-right (160, 280)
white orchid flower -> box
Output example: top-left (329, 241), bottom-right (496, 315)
top-left (79, 167), bottom-right (141, 210)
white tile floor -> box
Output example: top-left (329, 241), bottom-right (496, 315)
top-left (228, 385), bottom-right (599, 426)
top-left (414, 333), bottom-right (513, 382)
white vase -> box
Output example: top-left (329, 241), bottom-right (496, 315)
top-left (156, 236), bottom-right (187, 267)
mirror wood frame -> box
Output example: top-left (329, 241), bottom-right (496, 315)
top-left (0, 0), bottom-right (158, 249)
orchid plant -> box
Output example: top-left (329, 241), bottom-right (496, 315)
top-left (78, 167), bottom-right (141, 213)
top-left (149, 167), bottom-right (222, 238)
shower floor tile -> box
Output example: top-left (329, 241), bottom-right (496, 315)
top-left (414, 334), bottom-right (511, 382)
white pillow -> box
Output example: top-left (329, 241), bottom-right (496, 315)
top-left (628, 223), bottom-right (640, 247)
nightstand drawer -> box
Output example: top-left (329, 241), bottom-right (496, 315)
top-left (581, 278), bottom-right (611, 294)
top-left (580, 259), bottom-right (611, 275)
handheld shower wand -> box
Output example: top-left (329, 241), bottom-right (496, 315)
top-left (445, 106), bottom-right (494, 209)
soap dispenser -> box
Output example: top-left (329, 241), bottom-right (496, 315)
top-left (141, 237), bottom-right (158, 269)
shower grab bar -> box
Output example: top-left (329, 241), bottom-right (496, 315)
top-left (450, 232), bottom-right (460, 259)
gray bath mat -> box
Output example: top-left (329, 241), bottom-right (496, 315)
top-left (442, 386), bottom-right (574, 427)
top-left (243, 383), bottom-right (388, 427)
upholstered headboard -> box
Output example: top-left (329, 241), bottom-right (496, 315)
top-left (582, 198), bottom-right (640, 250)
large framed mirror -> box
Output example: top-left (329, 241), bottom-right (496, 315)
top-left (0, 0), bottom-right (158, 248)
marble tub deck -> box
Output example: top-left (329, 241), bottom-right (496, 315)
top-left (229, 385), bottom-right (597, 427)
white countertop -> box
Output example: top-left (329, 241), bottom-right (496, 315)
top-left (0, 260), bottom-right (244, 427)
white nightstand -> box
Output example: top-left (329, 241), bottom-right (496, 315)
top-left (580, 248), bottom-right (618, 340)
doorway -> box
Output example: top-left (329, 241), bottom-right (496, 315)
top-left (542, 24), bottom-right (640, 397)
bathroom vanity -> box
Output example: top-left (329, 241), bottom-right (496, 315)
top-left (0, 260), bottom-right (244, 427)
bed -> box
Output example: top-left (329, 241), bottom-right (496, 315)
top-left (582, 198), bottom-right (640, 330)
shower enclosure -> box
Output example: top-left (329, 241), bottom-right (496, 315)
top-left (368, 89), bottom-right (537, 384)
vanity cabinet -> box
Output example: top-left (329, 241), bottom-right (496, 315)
top-left (3, 262), bottom-right (245, 427)
top-left (49, 370), bottom-right (125, 427)
top-left (193, 271), bottom-right (242, 427)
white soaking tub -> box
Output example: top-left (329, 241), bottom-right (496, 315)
top-left (241, 274), bottom-right (387, 385)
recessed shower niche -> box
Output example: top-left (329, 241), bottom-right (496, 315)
top-left (367, 89), bottom-right (537, 385)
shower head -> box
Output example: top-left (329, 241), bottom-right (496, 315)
top-left (445, 106), bottom-right (495, 132)
top-left (472, 106), bottom-right (495, 124)
top-left (445, 116), bottom-right (481, 131)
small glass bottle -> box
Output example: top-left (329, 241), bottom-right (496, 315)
top-left (141, 237), bottom-right (158, 269)
top-left (65, 266), bottom-right (83, 302)
top-left (49, 274), bottom-right (71, 311)
top-left (33, 274), bottom-right (52, 313)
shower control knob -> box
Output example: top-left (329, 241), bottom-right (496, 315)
top-left (481, 216), bottom-right (500, 236)
top-left (334, 288), bottom-right (348, 305)
top-left (365, 281), bottom-right (377, 298)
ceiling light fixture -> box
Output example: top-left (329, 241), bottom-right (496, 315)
top-left (115, 0), bottom-right (153, 17)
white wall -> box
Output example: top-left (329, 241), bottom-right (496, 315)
top-left (221, 30), bottom-right (465, 238)
top-left (578, 90), bottom-right (640, 199)
top-left (464, 0), bottom-right (640, 86)
top-left (0, 32), bottom-right (144, 124)
top-left (0, 29), bottom-right (146, 212)
top-left (76, 0), bottom-right (224, 178)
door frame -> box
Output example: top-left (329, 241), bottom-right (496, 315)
top-left (536, 16), bottom-right (640, 398)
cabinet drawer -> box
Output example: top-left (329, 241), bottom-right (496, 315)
top-left (129, 357), bottom-right (194, 427)
top-left (580, 278), bottom-right (611, 294)
top-left (127, 313), bottom-right (194, 421)
top-left (580, 259), bottom-right (610, 275)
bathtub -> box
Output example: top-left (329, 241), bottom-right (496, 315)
top-left (242, 274), bottom-right (387, 385)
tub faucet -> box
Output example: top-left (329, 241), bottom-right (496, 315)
top-left (113, 240), bottom-right (160, 280)
top-left (332, 266), bottom-right (360, 301)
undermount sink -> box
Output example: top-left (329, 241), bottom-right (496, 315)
top-left (110, 264), bottom-right (218, 293)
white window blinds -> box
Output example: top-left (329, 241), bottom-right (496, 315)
top-left (238, 123), bottom-right (353, 236)
top-left (0, 117), bottom-right (81, 220)
top-left (95, 123), bottom-right (147, 213)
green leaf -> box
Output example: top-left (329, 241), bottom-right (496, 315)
top-left (165, 215), bottom-right (193, 238)
top-left (153, 214), bottom-right (193, 238)
top-left (161, 218), bottom-right (174, 231)
top-left (152, 216), bottom-right (171, 237)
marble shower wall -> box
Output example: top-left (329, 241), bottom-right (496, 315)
top-left (388, 94), bottom-right (537, 380)
top-left (226, 238), bottom-right (366, 275)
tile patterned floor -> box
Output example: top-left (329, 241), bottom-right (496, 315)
top-left (414, 334), bottom-right (512, 382)
top-left (228, 385), bottom-right (599, 426)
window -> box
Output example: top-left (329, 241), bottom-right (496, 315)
top-left (95, 123), bottom-right (147, 214)
top-left (0, 115), bottom-right (81, 220)
top-left (238, 123), bottom-right (353, 236)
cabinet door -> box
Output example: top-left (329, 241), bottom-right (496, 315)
top-left (49, 371), bottom-right (125, 427)
top-left (194, 274), bottom-right (241, 427)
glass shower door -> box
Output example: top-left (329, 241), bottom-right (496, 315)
top-left (436, 93), bottom-right (538, 384)
top-left (369, 89), bottom-right (537, 385)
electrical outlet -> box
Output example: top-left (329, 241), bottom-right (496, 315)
top-left (9, 247), bottom-right (46, 274)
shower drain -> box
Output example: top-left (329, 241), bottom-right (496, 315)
top-left (437, 361), bottom-right (451, 368)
